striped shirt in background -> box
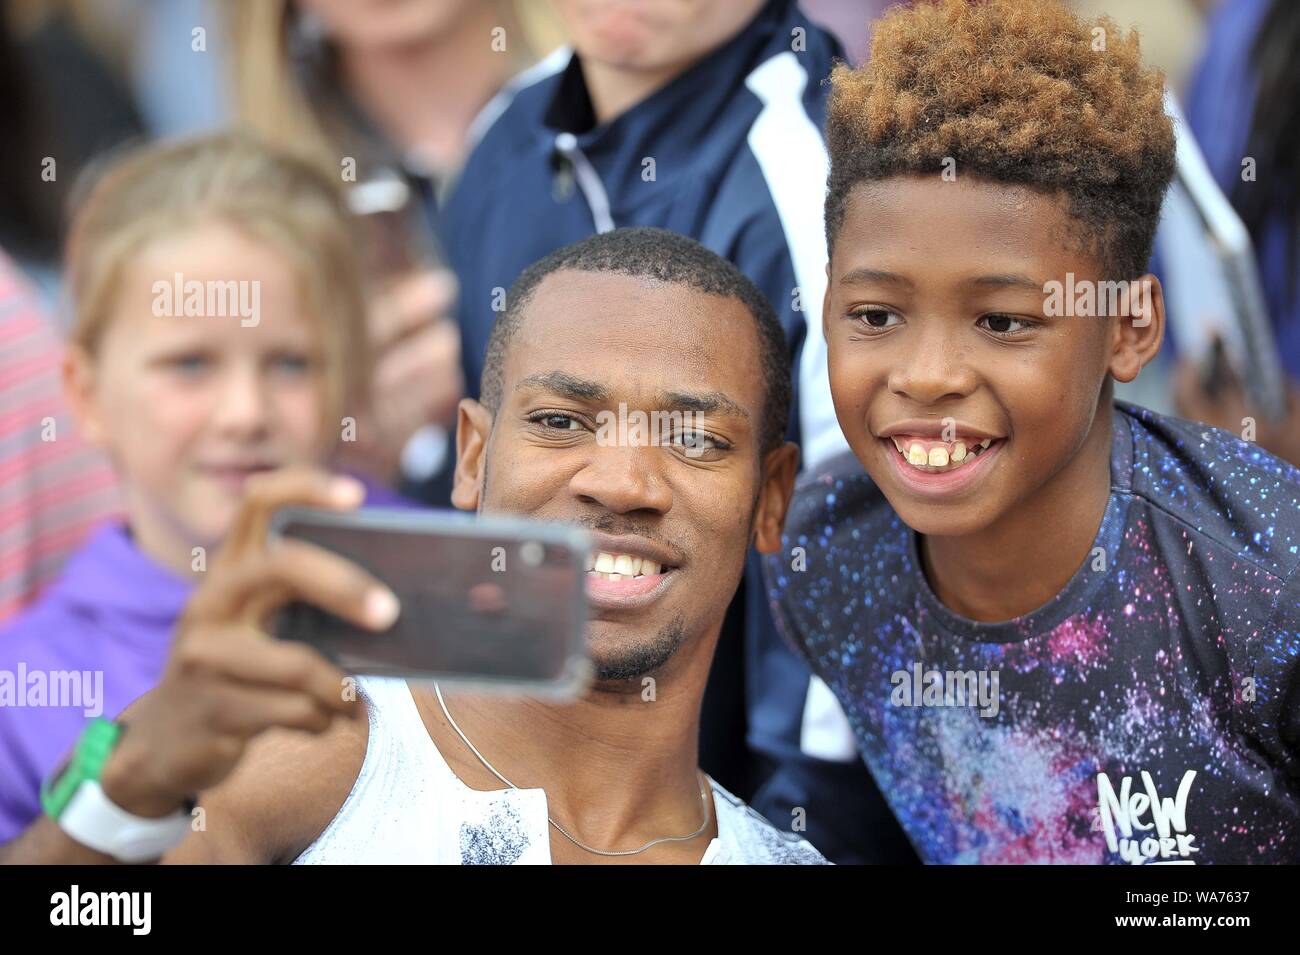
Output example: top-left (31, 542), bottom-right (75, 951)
top-left (0, 253), bottom-right (120, 622)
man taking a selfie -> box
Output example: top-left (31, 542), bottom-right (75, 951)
top-left (0, 228), bottom-right (827, 865)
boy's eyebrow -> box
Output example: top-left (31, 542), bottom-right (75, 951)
top-left (838, 270), bottom-right (1047, 293)
top-left (838, 267), bottom-right (915, 289)
top-left (967, 273), bottom-right (1044, 292)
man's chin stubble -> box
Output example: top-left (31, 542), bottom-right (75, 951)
top-left (591, 612), bottom-right (688, 682)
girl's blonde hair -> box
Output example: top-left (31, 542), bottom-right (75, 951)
top-left (227, 0), bottom-right (565, 165)
top-left (65, 131), bottom-right (370, 428)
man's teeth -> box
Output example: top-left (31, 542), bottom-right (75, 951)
top-left (585, 552), bottom-right (664, 581)
top-left (890, 436), bottom-right (995, 471)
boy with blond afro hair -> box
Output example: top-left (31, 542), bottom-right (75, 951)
top-left (766, 0), bottom-right (1300, 864)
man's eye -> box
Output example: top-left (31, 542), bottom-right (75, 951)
top-left (539, 414), bottom-right (582, 431)
top-left (674, 431), bottom-right (716, 450)
top-left (671, 431), bottom-right (731, 457)
top-left (979, 314), bottom-right (1034, 334)
top-left (851, 308), bottom-right (903, 330)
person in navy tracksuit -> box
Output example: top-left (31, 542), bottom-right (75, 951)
top-left (440, 0), bottom-right (916, 863)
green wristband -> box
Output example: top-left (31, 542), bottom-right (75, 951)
top-left (40, 718), bottom-right (123, 819)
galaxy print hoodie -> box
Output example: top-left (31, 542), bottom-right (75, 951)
top-left (765, 402), bottom-right (1300, 864)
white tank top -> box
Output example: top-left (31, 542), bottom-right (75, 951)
top-left (293, 676), bottom-right (827, 865)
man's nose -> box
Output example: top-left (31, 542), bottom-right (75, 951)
top-left (567, 443), bottom-right (673, 515)
top-left (887, 324), bottom-right (977, 405)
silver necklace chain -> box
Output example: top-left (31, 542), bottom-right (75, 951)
top-left (433, 683), bottom-right (712, 857)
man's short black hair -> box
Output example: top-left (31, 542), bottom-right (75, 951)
top-left (480, 227), bottom-right (791, 454)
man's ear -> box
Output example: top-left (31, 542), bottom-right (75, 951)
top-left (451, 398), bottom-right (493, 512)
top-left (62, 344), bottom-right (109, 448)
top-left (1109, 274), bottom-right (1165, 384)
top-left (753, 441), bottom-right (800, 555)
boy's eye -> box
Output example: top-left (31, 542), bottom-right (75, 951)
top-left (978, 314), bottom-right (1034, 334)
top-left (851, 307), bottom-right (903, 330)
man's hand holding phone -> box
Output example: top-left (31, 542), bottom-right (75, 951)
top-left (98, 469), bottom-right (397, 820)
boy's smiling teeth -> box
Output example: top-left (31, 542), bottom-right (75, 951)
top-left (586, 551), bottom-right (664, 582)
top-left (890, 436), bottom-right (994, 472)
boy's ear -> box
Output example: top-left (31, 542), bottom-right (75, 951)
top-left (62, 344), bottom-right (109, 448)
top-left (753, 441), bottom-right (800, 555)
top-left (1109, 273), bottom-right (1165, 384)
top-left (451, 398), bottom-right (493, 512)
top-left (821, 261), bottom-right (833, 340)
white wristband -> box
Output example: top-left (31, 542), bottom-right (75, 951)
top-left (58, 780), bottom-right (192, 863)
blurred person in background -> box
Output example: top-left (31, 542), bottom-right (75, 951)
top-left (229, 0), bottom-right (565, 501)
top-left (0, 252), bottom-right (119, 623)
top-left (440, 0), bottom-right (916, 863)
top-left (1178, 0), bottom-right (1300, 464)
top-left (1069, 0), bottom-right (1207, 93)
top-left (0, 133), bottom-right (410, 843)
top-left (800, 0), bottom-right (899, 64)
top-left (0, 1), bottom-right (134, 619)
top-left (127, 0), bottom-right (231, 138)
top-left (0, 0), bottom-right (143, 297)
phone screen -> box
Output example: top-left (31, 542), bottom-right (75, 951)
top-left (269, 508), bottom-right (591, 696)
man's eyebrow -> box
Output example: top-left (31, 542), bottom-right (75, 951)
top-left (657, 390), bottom-right (749, 420)
top-left (514, 374), bottom-right (747, 420)
top-left (515, 371), bottom-right (608, 402)
top-left (838, 267), bottom-right (915, 289)
top-left (967, 273), bottom-right (1045, 292)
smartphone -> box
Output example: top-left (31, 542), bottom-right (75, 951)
top-left (267, 507), bottom-right (592, 697)
top-left (347, 172), bottom-right (445, 281)
top-left (1163, 90), bottom-right (1287, 420)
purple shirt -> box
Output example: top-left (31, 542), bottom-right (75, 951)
top-left (0, 478), bottom-right (415, 844)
